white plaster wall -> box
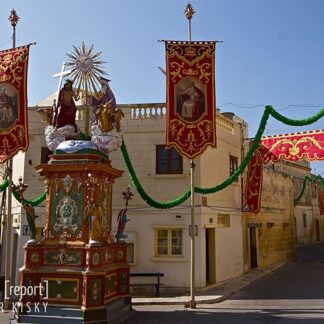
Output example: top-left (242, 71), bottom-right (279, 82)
top-left (215, 213), bottom-right (243, 282)
top-left (10, 105), bottom-right (246, 289)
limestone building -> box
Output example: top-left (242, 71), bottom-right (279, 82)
top-left (243, 158), bottom-right (324, 273)
top-left (1, 98), bottom-right (248, 290)
top-left (2, 96), bottom-right (321, 291)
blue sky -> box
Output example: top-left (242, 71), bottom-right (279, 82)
top-left (0, 0), bottom-right (323, 174)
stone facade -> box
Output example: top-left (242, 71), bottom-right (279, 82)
top-left (2, 97), bottom-right (322, 292)
top-left (4, 101), bottom-right (247, 289)
top-left (243, 166), bottom-right (295, 272)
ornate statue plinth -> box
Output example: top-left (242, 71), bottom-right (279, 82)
top-left (18, 142), bottom-right (131, 323)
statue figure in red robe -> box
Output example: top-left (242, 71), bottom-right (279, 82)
top-left (54, 79), bottom-right (79, 132)
top-left (116, 209), bottom-right (128, 240)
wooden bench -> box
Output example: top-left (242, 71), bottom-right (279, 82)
top-left (130, 272), bottom-right (164, 297)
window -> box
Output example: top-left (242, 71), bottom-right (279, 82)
top-left (41, 147), bottom-right (52, 164)
top-left (156, 145), bottom-right (183, 174)
top-left (155, 228), bottom-right (183, 257)
top-left (303, 214), bottom-right (307, 228)
top-left (217, 214), bottom-right (230, 228)
top-left (229, 155), bottom-right (238, 182)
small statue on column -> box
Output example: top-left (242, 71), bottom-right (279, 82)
top-left (115, 186), bottom-right (134, 241)
top-left (13, 177), bottom-right (38, 244)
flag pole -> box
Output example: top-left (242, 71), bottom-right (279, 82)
top-left (4, 9), bottom-right (19, 310)
top-left (185, 2), bottom-right (196, 309)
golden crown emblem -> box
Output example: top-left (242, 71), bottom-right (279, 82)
top-left (185, 47), bottom-right (196, 56)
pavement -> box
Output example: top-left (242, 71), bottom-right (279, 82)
top-left (131, 261), bottom-right (286, 306)
top-left (0, 261), bottom-right (285, 323)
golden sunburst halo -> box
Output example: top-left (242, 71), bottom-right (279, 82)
top-left (65, 42), bottom-right (107, 94)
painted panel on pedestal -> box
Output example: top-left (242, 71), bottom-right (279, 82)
top-left (49, 186), bottom-right (84, 239)
top-left (44, 278), bottom-right (79, 302)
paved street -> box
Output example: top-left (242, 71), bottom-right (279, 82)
top-left (126, 243), bottom-right (324, 323)
top-left (1, 244), bottom-right (323, 323)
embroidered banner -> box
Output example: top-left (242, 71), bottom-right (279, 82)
top-left (261, 130), bottom-right (324, 162)
top-left (245, 130), bottom-right (324, 213)
top-left (165, 41), bottom-right (216, 159)
top-left (0, 45), bottom-right (30, 163)
top-left (320, 191), bottom-right (324, 215)
top-left (245, 146), bottom-right (276, 213)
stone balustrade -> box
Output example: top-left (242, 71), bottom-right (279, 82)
top-left (34, 102), bottom-right (236, 134)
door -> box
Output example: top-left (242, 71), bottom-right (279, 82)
top-left (11, 233), bottom-right (18, 286)
top-left (250, 227), bottom-right (258, 269)
top-left (205, 228), bottom-right (216, 284)
top-left (315, 219), bottom-right (320, 242)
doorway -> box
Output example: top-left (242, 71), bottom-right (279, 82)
top-left (205, 228), bottom-right (216, 284)
top-left (11, 233), bottom-right (18, 287)
top-left (315, 219), bottom-right (320, 242)
top-left (249, 227), bottom-right (258, 269)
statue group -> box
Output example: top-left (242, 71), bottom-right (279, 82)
top-left (39, 76), bottom-right (124, 153)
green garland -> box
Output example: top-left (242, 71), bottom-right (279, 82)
top-left (294, 175), bottom-right (324, 204)
top-left (12, 189), bottom-right (46, 206)
top-left (121, 140), bottom-right (191, 208)
top-left (0, 179), bottom-right (9, 192)
top-left (0, 178), bottom-right (46, 206)
top-left (0, 105), bottom-right (323, 209)
top-left (121, 105), bottom-right (324, 208)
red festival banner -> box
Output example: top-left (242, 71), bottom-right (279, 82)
top-left (245, 130), bottom-right (324, 213)
top-left (261, 130), bottom-right (324, 162)
top-left (0, 45), bottom-right (30, 163)
top-left (165, 41), bottom-right (216, 159)
top-left (244, 146), bottom-right (275, 213)
top-left (320, 191), bottom-right (324, 215)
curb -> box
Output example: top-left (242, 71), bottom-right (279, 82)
top-left (131, 261), bottom-right (286, 306)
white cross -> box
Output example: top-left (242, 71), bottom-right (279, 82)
top-left (52, 61), bottom-right (72, 106)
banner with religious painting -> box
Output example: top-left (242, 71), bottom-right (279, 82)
top-left (0, 45), bottom-right (30, 163)
top-left (165, 41), bottom-right (216, 159)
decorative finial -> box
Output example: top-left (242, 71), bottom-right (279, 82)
top-left (9, 9), bottom-right (19, 27)
top-left (184, 2), bottom-right (195, 21)
top-left (12, 177), bottom-right (28, 201)
top-left (122, 185), bottom-right (134, 209)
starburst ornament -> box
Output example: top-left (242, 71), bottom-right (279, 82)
top-left (9, 9), bottom-right (19, 27)
top-left (184, 2), bottom-right (195, 21)
top-left (65, 42), bottom-right (107, 94)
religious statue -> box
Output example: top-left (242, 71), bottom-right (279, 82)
top-left (115, 186), bottom-right (134, 241)
top-left (96, 102), bottom-right (114, 133)
top-left (43, 44), bottom-right (124, 154)
top-left (22, 203), bottom-right (38, 241)
top-left (54, 79), bottom-right (79, 132)
top-left (88, 77), bottom-right (126, 132)
top-left (13, 177), bottom-right (38, 243)
top-left (88, 77), bottom-right (117, 124)
top-left (115, 209), bottom-right (128, 240)
top-left (88, 77), bottom-right (124, 153)
top-left (84, 203), bottom-right (103, 244)
top-left (37, 102), bottom-right (54, 126)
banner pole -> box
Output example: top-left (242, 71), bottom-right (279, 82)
top-left (189, 159), bottom-right (196, 308)
top-left (185, 2), bottom-right (196, 309)
top-left (4, 9), bottom-right (19, 310)
top-left (4, 160), bottom-right (13, 310)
